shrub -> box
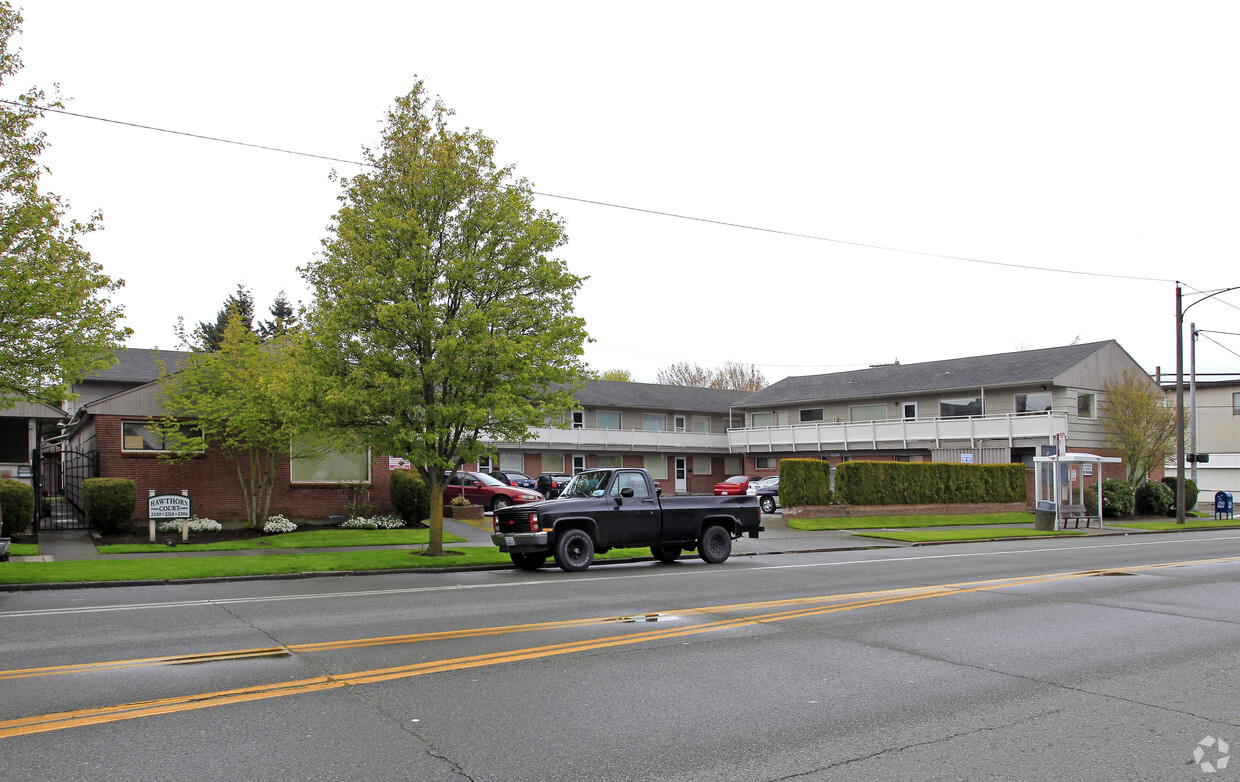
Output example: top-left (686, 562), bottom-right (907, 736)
top-left (1162, 476), bottom-right (1199, 515)
top-left (1135, 481), bottom-right (1174, 516)
top-left (83, 478), bottom-right (136, 534)
top-left (779, 459), bottom-right (834, 507)
top-left (263, 514), bottom-right (297, 534)
top-left (390, 469), bottom-right (430, 524)
top-left (340, 515), bottom-right (405, 530)
top-left (158, 516), bottom-right (223, 533)
top-left (833, 461), bottom-right (1025, 505)
top-left (1092, 478), bottom-right (1135, 518)
top-left (449, 494), bottom-right (472, 507)
top-left (0, 478), bottom-right (35, 535)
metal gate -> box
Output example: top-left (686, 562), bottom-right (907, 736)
top-left (34, 447), bottom-right (97, 531)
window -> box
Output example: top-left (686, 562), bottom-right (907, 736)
top-left (571, 454), bottom-right (586, 474)
top-left (0, 418), bottom-right (26, 463)
top-left (691, 416), bottom-right (710, 433)
top-left (940, 397), bottom-right (982, 418)
top-left (477, 454), bottom-right (494, 472)
top-left (642, 414), bottom-right (666, 431)
top-left (1077, 393), bottom-right (1096, 419)
top-left (1234, 392), bottom-right (1240, 415)
top-left (643, 455), bottom-right (668, 480)
top-left (849, 403), bottom-right (887, 422)
top-left (1015, 392), bottom-right (1053, 413)
top-left (751, 412), bottom-right (775, 427)
top-left (730, 415), bottom-right (745, 428)
top-left (290, 435), bottom-right (370, 483)
top-left (692, 457), bottom-right (713, 475)
top-left (543, 453), bottom-right (565, 472)
top-left (902, 402), bottom-right (918, 420)
top-left (800, 408), bottom-right (824, 422)
top-left (498, 450), bottom-right (524, 471)
top-left (610, 471), bottom-right (650, 498)
top-left (596, 454), bottom-right (622, 468)
top-left (674, 415), bottom-right (687, 432)
top-left (723, 456), bottom-right (742, 474)
top-left (596, 411), bottom-right (622, 430)
top-left (121, 421), bottom-right (201, 452)
top-left (755, 457), bottom-right (778, 470)
top-left (572, 411), bottom-right (584, 430)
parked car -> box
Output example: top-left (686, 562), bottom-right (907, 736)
top-left (746, 476), bottom-right (778, 494)
top-left (753, 476), bottom-right (780, 514)
top-left (488, 470), bottom-right (538, 491)
top-left (714, 475), bottom-right (760, 496)
top-left (536, 473), bottom-right (574, 499)
top-left (445, 471), bottom-right (543, 512)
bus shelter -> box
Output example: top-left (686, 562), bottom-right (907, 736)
top-left (1033, 452), bottom-right (1122, 530)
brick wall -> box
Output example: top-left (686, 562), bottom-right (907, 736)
top-left (95, 414), bottom-right (394, 522)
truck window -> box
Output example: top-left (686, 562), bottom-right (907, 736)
top-left (610, 472), bottom-right (649, 498)
top-left (560, 470), bottom-right (609, 498)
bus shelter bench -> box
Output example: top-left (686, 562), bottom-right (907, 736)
top-left (1059, 504), bottom-right (1097, 529)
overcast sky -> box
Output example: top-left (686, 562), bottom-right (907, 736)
top-left (11, 1), bottom-right (1240, 384)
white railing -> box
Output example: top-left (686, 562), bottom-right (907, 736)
top-left (486, 427), bottom-right (732, 452)
top-left (728, 412), bottom-right (1068, 452)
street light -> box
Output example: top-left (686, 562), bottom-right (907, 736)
top-left (1175, 283), bottom-right (1240, 523)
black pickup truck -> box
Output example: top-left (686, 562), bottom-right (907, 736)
top-left (491, 467), bottom-right (762, 572)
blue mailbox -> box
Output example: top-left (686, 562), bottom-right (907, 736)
top-left (1214, 491), bottom-right (1233, 520)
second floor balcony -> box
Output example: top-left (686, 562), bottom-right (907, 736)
top-left (729, 411), bottom-right (1069, 453)
top-left (486, 426), bottom-right (733, 453)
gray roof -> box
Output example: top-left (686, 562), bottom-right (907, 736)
top-left (735, 341), bottom-right (1117, 408)
top-left (86, 348), bottom-right (192, 384)
top-left (574, 380), bottom-right (751, 412)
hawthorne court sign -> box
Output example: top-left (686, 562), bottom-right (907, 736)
top-left (148, 493), bottom-right (192, 542)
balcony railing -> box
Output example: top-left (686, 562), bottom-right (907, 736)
top-left (485, 427), bottom-right (733, 452)
top-left (728, 412), bottom-right (1068, 452)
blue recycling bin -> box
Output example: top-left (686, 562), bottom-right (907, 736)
top-left (1214, 491), bottom-right (1233, 520)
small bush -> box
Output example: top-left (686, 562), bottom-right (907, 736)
top-left (340, 515), bottom-right (405, 530)
top-left (263, 514), bottom-right (297, 534)
top-left (158, 516), bottom-right (223, 533)
top-left (1135, 480), bottom-right (1174, 516)
top-left (390, 469), bottom-right (430, 524)
top-left (1095, 478), bottom-right (1135, 518)
top-left (1162, 476), bottom-right (1199, 514)
top-left (83, 478), bottom-right (136, 534)
top-left (0, 479), bottom-right (35, 535)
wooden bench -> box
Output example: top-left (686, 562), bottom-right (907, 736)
top-left (1059, 504), bottom-right (1098, 529)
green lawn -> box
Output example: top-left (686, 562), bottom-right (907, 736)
top-left (1109, 519), bottom-right (1240, 531)
top-left (0, 545), bottom-right (659, 585)
top-left (788, 512), bottom-right (1033, 531)
top-left (852, 528), bottom-right (1086, 543)
top-left (97, 528), bottom-right (464, 553)
top-left (8, 544), bottom-right (38, 556)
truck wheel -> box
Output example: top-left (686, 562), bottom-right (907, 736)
top-left (510, 552), bottom-right (547, 571)
top-left (698, 525), bottom-right (732, 564)
top-left (760, 496), bottom-right (776, 514)
top-left (554, 529), bottom-right (594, 572)
top-left (491, 496), bottom-right (512, 512)
top-left (651, 545), bottom-right (681, 563)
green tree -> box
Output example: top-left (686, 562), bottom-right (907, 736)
top-left (179, 283), bottom-right (256, 352)
top-left (0, 3), bottom-right (130, 408)
top-left (258, 290), bottom-right (298, 341)
top-left (598, 368), bottom-right (633, 382)
top-left (153, 313), bottom-right (307, 528)
top-left (299, 80), bottom-right (588, 556)
top-left (1099, 370), bottom-right (1177, 486)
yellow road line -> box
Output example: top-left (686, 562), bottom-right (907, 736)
top-left (2, 555), bottom-right (1236, 738)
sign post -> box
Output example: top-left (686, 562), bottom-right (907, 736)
top-left (148, 491), bottom-right (192, 542)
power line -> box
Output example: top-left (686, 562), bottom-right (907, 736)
top-left (5, 98), bottom-right (1180, 284)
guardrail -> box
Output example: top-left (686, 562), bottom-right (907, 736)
top-left (485, 427), bottom-right (733, 452)
top-left (728, 412), bottom-right (1068, 452)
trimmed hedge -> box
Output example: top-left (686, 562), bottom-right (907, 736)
top-left (1135, 480), bottom-right (1173, 516)
top-left (833, 461), bottom-right (1026, 505)
top-left (390, 468), bottom-right (430, 525)
top-left (1162, 476), bottom-right (1199, 514)
top-left (779, 459), bottom-right (834, 507)
top-left (0, 479), bottom-right (35, 535)
top-left (83, 478), bottom-right (136, 534)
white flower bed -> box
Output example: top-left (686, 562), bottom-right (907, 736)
top-left (263, 515), bottom-right (298, 534)
top-left (157, 516), bottom-right (223, 533)
top-left (339, 515), bottom-right (405, 530)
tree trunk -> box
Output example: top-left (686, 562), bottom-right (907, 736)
top-left (425, 475), bottom-right (447, 556)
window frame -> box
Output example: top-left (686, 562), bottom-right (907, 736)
top-left (939, 396), bottom-right (982, 419)
top-left (849, 403), bottom-right (888, 422)
top-left (595, 410), bottom-right (622, 430)
top-left (799, 408), bottom-right (825, 423)
top-left (1077, 392), bottom-right (1096, 420)
top-left (120, 420), bottom-right (203, 453)
top-left (289, 437), bottom-right (372, 484)
top-left (642, 414), bottom-right (667, 432)
top-left (1015, 391), bottom-right (1053, 414)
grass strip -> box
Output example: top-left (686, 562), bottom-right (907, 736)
top-left (788, 512), bottom-right (1033, 531)
top-left (8, 544), bottom-right (38, 556)
top-left (0, 546), bottom-right (658, 585)
top-left (1109, 519), bottom-right (1240, 531)
top-left (98, 528), bottom-right (463, 553)
top-left (852, 529), bottom-right (1087, 542)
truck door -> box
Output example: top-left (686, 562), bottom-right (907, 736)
top-left (603, 470), bottom-right (660, 547)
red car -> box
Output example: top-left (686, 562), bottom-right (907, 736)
top-left (445, 471), bottom-right (544, 511)
top-left (714, 475), bottom-right (759, 496)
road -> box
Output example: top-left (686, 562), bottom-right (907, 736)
top-left (3, 531), bottom-right (1239, 781)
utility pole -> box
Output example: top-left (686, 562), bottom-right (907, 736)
top-left (1175, 285), bottom-right (1185, 523)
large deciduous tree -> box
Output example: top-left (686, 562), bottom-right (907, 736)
top-left (1099, 370), bottom-right (1177, 486)
top-left (0, 3), bottom-right (129, 408)
top-left (299, 81), bottom-right (588, 556)
top-left (153, 314), bottom-right (306, 528)
top-left (656, 361), bottom-right (767, 391)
